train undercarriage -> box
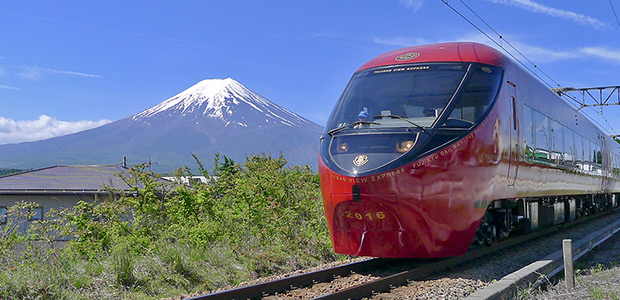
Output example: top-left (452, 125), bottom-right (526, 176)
top-left (474, 193), bottom-right (619, 245)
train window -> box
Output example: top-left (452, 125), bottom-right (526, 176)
top-left (0, 206), bottom-right (6, 225)
top-left (550, 119), bottom-right (564, 166)
top-left (565, 129), bottom-right (576, 169)
top-left (533, 111), bottom-right (550, 163)
top-left (606, 151), bottom-right (612, 176)
top-left (326, 63), bottom-right (468, 132)
top-left (594, 144), bottom-right (602, 174)
top-left (444, 64), bottom-right (503, 126)
top-left (575, 135), bottom-right (584, 171)
top-left (585, 140), bottom-right (593, 172)
top-left (523, 105), bottom-right (534, 162)
top-left (326, 63), bottom-right (503, 135)
top-left (29, 206), bottom-right (43, 221)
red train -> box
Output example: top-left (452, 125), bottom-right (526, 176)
top-left (318, 42), bottom-right (620, 258)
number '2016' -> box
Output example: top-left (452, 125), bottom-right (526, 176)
top-left (344, 211), bottom-right (386, 220)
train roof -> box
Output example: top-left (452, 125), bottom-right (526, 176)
top-left (357, 42), bottom-right (509, 72)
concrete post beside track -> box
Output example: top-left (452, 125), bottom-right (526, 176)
top-left (464, 216), bottom-right (620, 300)
top-left (563, 239), bottom-right (575, 289)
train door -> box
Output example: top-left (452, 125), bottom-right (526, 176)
top-left (507, 81), bottom-right (519, 186)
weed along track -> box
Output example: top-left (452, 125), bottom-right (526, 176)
top-left (182, 210), bottom-right (620, 300)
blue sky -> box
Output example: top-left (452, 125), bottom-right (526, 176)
top-left (1, 0), bottom-right (620, 144)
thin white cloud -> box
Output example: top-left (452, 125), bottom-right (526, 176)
top-left (485, 0), bottom-right (607, 30)
top-left (46, 68), bottom-right (102, 78)
top-left (0, 85), bottom-right (21, 91)
top-left (313, 32), bottom-right (345, 39)
top-left (18, 66), bottom-right (44, 80)
top-left (578, 47), bottom-right (620, 64)
top-left (467, 37), bottom-right (620, 65)
top-left (17, 66), bottom-right (101, 81)
top-left (399, 0), bottom-right (424, 12)
top-left (499, 41), bottom-right (580, 62)
top-left (0, 115), bottom-right (112, 145)
top-left (372, 36), bottom-right (430, 47)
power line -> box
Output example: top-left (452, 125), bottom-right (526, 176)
top-left (600, 109), bottom-right (617, 134)
top-left (440, 0), bottom-right (618, 135)
top-left (610, 0), bottom-right (620, 30)
top-left (581, 107), bottom-right (615, 136)
top-left (439, 0), bottom-right (558, 89)
top-left (456, 0), bottom-right (562, 88)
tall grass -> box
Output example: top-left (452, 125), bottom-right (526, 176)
top-left (0, 153), bottom-right (339, 299)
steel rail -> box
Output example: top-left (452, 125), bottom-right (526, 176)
top-left (311, 209), bottom-right (619, 300)
top-left (187, 258), bottom-right (383, 300)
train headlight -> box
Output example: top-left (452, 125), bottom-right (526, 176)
top-left (396, 140), bottom-right (414, 153)
top-left (338, 142), bottom-right (349, 153)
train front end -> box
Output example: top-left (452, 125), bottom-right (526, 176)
top-left (319, 43), bottom-right (507, 258)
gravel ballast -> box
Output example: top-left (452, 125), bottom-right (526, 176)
top-left (518, 232), bottom-right (620, 300)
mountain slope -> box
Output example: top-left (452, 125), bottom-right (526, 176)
top-left (0, 78), bottom-right (323, 172)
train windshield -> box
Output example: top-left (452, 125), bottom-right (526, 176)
top-left (326, 63), bottom-right (502, 133)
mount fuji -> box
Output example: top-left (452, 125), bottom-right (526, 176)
top-left (0, 78), bottom-right (324, 172)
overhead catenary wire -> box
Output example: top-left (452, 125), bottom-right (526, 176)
top-left (580, 107), bottom-right (612, 134)
top-left (440, 0), bottom-right (617, 136)
top-left (610, 0), bottom-right (620, 30)
top-left (595, 105), bottom-right (618, 134)
top-left (456, 0), bottom-right (562, 88)
top-left (439, 0), bottom-right (558, 90)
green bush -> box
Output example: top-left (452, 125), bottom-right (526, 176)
top-left (0, 153), bottom-right (339, 299)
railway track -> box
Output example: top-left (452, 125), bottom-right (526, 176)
top-left (187, 209), bottom-right (620, 300)
top-left (189, 258), bottom-right (383, 300)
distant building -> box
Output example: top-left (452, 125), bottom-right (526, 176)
top-left (0, 165), bottom-right (134, 232)
top-left (162, 175), bottom-right (211, 187)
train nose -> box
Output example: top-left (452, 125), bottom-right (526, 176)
top-left (328, 191), bottom-right (467, 258)
top-left (332, 194), bottom-right (401, 232)
top-left (330, 193), bottom-right (424, 257)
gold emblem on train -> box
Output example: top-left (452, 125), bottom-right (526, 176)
top-left (395, 52), bottom-right (420, 61)
top-left (353, 154), bottom-right (369, 166)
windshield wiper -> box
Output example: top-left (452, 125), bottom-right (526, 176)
top-left (372, 115), bottom-right (427, 133)
top-left (327, 121), bottom-right (380, 136)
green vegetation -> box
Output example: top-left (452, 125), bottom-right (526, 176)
top-left (0, 153), bottom-right (338, 299)
top-left (516, 263), bottom-right (620, 299)
top-left (0, 168), bottom-right (26, 177)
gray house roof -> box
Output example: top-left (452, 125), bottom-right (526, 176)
top-left (0, 165), bottom-right (133, 194)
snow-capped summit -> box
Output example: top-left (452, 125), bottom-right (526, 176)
top-left (0, 78), bottom-right (323, 172)
top-left (132, 78), bottom-right (312, 129)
